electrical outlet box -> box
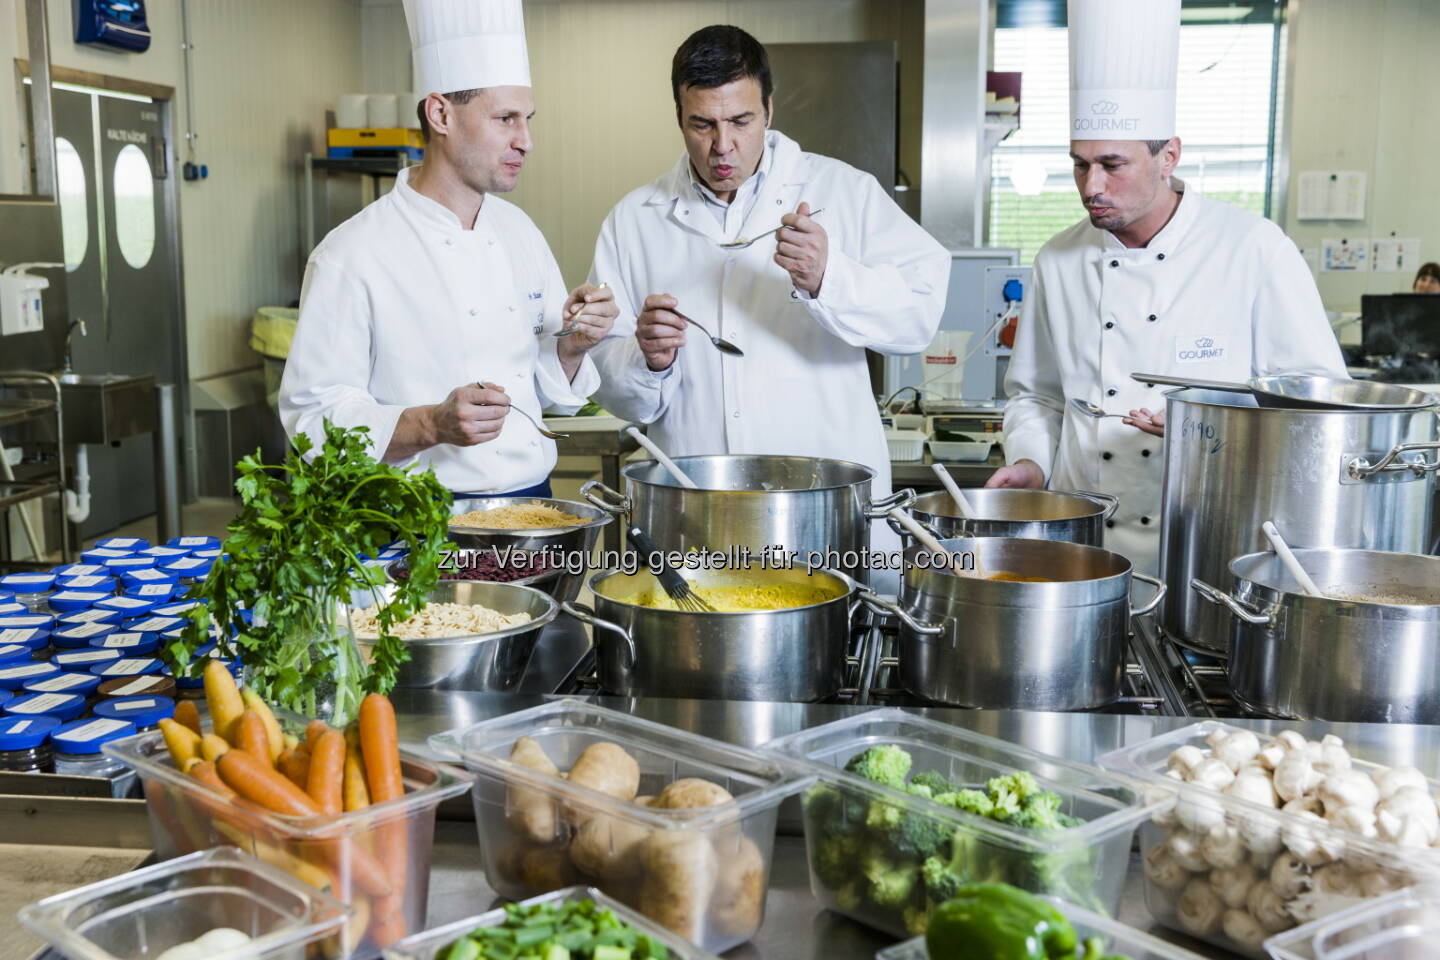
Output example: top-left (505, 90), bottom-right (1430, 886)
top-left (0, 270), bottom-right (49, 336)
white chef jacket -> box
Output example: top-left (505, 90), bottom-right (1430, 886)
top-left (588, 130), bottom-right (951, 503)
top-left (1003, 180), bottom-right (1347, 574)
top-left (279, 167), bottom-right (598, 494)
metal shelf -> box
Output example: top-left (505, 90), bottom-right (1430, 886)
top-left (0, 397), bottom-right (55, 429)
top-left (0, 480), bottom-right (61, 512)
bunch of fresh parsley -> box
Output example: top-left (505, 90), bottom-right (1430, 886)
top-left (164, 421), bottom-right (452, 723)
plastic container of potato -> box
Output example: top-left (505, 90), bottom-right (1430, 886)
top-left (19, 846), bottom-right (353, 960)
top-left (428, 699), bottom-right (814, 953)
top-left (876, 895), bottom-right (1210, 960)
top-left (383, 885), bottom-right (723, 960)
top-left (1098, 721), bottom-right (1439, 960)
top-left (103, 716), bottom-right (474, 960)
top-left (763, 708), bottom-right (1161, 940)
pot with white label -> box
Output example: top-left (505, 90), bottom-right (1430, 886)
top-left (1159, 387), bottom-right (1440, 655)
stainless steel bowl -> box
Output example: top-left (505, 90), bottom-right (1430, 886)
top-left (352, 579), bottom-right (558, 691)
top-left (445, 497), bottom-right (611, 602)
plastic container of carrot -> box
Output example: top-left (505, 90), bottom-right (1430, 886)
top-left (103, 711), bottom-right (474, 960)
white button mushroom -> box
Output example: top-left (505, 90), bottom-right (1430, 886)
top-left (1145, 843), bottom-right (1192, 891)
top-left (1274, 751), bottom-right (1322, 803)
top-left (1209, 862), bottom-right (1259, 908)
top-left (1268, 851), bottom-right (1313, 900)
top-left (1311, 862), bottom-right (1360, 898)
top-left (1189, 757), bottom-right (1238, 791)
top-left (1167, 830), bottom-right (1212, 872)
top-left (1176, 790), bottom-right (1228, 833)
top-left (1283, 811), bottom-right (1343, 866)
top-left (1327, 805), bottom-right (1378, 839)
top-left (1371, 765), bottom-right (1427, 801)
top-left (1213, 730), bottom-right (1262, 773)
top-left (1167, 744), bottom-right (1206, 777)
top-left (1275, 730), bottom-right (1308, 753)
top-left (1247, 881), bottom-right (1297, 934)
top-left (1376, 786), bottom-right (1440, 847)
top-left (1177, 878), bottom-right (1225, 936)
top-left (1222, 907), bottom-right (1269, 949)
top-left (1319, 769), bottom-right (1380, 817)
top-left (1202, 823), bottom-right (1248, 869)
top-left (1255, 743), bottom-right (1286, 771)
top-left (1227, 769), bottom-right (1279, 808)
top-left (1357, 867), bottom-right (1405, 897)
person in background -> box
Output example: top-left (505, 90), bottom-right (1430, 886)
top-left (1413, 262), bottom-right (1440, 293)
top-left (280, 0), bottom-right (616, 498)
top-left (987, 0), bottom-right (1346, 575)
top-left (587, 26), bottom-right (950, 550)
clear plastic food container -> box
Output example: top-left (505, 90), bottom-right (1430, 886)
top-left (1098, 721), bottom-right (1440, 960)
top-left (1264, 888), bottom-right (1440, 960)
top-left (875, 895), bottom-right (1210, 959)
top-left (19, 845), bottom-right (354, 960)
top-left (104, 718), bottom-right (475, 959)
top-left (429, 699), bottom-right (814, 953)
top-left (764, 708), bottom-right (1162, 939)
top-left (383, 885), bottom-right (723, 960)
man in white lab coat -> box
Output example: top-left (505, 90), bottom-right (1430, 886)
top-left (280, 0), bottom-right (616, 497)
top-left (988, 0), bottom-right (1345, 574)
top-left (588, 25), bottom-right (950, 521)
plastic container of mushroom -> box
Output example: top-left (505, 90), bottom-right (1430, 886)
top-left (1099, 722), bottom-right (1440, 960)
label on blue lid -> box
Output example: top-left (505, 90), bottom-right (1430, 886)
top-left (98, 538), bottom-right (145, 549)
top-left (59, 622), bottom-right (111, 638)
top-left (0, 629), bottom-right (43, 643)
top-left (106, 558), bottom-right (151, 568)
top-left (54, 717), bottom-right (130, 745)
top-left (0, 663), bottom-right (53, 679)
top-left (99, 598), bottom-right (149, 610)
top-left (26, 673), bottom-right (96, 692)
top-left (61, 610), bottom-right (117, 624)
top-left (194, 550), bottom-right (223, 559)
top-left (84, 549), bottom-right (131, 559)
top-left (59, 576), bottom-right (110, 589)
top-left (3, 574), bottom-right (53, 585)
top-left (110, 697), bottom-right (161, 712)
top-left (166, 558), bottom-right (206, 570)
top-left (51, 591), bottom-right (108, 604)
top-left (176, 537), bottom-right (213, 546)
top-left (133, 585), bottom-right (171, 597)
top-left (98, 658), bottom-right (157, 676)
top-left (9, 692), bottom-right (78, 713)
top-left (8, 719), bottom-right (32, 732)
top-left (0, 602), bottom-right (23, 614)
top-left (56, 650), bottom-right (117, 664)
top-left (0, 618), bottom-right (51, 630)
top-left (0, 643), bottom-right (26, 657)
top-left (129, 617), bottom-right (181, 632)
top-left (102, 633), bottom-right (149, 646)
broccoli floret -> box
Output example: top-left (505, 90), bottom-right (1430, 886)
top-left (863, 853), bottom-right (917, 907)
top-left (887, 811), bottom-right (952, 859)
top-left (803, 783), bottom-right (867, 839)
top-left (1005, 787), bottom-right (1083, 832)
top-left (921, 854), bottom-right (962, 904)
top-left (985, 771), bottom-right (1037, 819)
top-left (932, 788), bottom-right (995, 818)
top-left (833, 880), bottom-right (864, 912)
top-left (903, 902), bottom-right (933, 937)
top-left (908, 770), bottom-right (957, 795)
top-left (865, 799), bottom-right (904, 832)
top-left (845, 744), bottom-right (913, 788)
top-left (811, 831), bottom-right (862, 890)
top-left (905, 782), bottom-right (934, 800)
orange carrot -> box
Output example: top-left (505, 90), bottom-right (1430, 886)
top-left (343, 723), bottom-right (370, 811)
top-left (360, 694), bottom-right (408, 901)
top-left (190, 759), bottom-right (237, 799)
top-left (307, 729), bottom-right (345, 815)
top-left (174, 700), bottom-right (203, 736)
top-left (306, 718), bottom-right (330, 747)
top-left (368, 892), bottom-right (408, 948)
top-left (237, 709), bottom-right (273, 768)
top-left (280, 744), bottom-right (312, 789)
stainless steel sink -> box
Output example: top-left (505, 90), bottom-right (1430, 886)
top-left (56, 372), bottom-right (157, 444)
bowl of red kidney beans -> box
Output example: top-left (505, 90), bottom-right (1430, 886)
top-left (386, 549), bottom-right (565, 593)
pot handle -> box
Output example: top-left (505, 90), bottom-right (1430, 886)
top-left (1190, 578), bottom-right (1274, 626)
top-left (883, 508), bottom-right (945, 542)
top-left (1345, 441), bottom-right (1440, 481)
top-left (1074, 489), bottom-right (1120, 520)
top-left (561, 600), bottom-right (637, 668)
top-left (856, 587), bottom-right (944, 636)
top-left (865, 487), bottom-right (917, 519)
top-left (580, 480), bottom-right (630, 516)
top-left (1128, 571), bottom-right (1167, 617)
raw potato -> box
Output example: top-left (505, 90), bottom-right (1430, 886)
top-left (710, 835), bottom-right (766, 938)
top-left (638, 830), bottom-right (717, 940)
top-left (508, 736), bottom-right (562, 845)
top-left (570, 812), bottom-right (651, 881)
top-left (655, 778), bottom-right (736, 811)
top-left (517, 844), bottom-right (579, 891)
top-left (565, 742), bottom-right (640, 823)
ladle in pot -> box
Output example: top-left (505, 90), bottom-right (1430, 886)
top-left (625, 427), bottom-right (697, 489)
top-left (930, 463), bottom-right (977, 518)
top-left (1261, 520), bottom-right (1326, 598)
top-left (888, 507), bottom-right (986, 578)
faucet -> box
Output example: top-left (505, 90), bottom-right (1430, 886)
top-left (62, 317), bottom-right (87, 374)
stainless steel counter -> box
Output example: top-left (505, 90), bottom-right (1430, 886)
top-left (399, 689), bottom-right (1440, 959)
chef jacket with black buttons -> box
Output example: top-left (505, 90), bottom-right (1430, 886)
top-left (279, 167), bottom-right (598, 494)
top-left (1003, 180), bottom-right (1347, 574)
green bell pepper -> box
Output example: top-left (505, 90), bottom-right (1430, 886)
top-left (924, 883), bottom-right (1079, 960)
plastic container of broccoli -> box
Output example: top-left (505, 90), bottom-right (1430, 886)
top-left (764, 709), bottom-right (1163, 939)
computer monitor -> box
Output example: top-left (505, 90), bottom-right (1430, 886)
top-left (1361, 294), bottom-right (1440, 357)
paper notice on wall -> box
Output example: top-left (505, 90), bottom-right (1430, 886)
top-left (1322, 238), bottom-right (1368, 272)
top-left (1298, 171), bottom-right (1367, 220)
top-left (1372, 237), bottom-right (1422, 273)
top-left (1298, 246), bottom-right (1321, 277)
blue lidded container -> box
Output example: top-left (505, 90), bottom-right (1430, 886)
top-left (4, 690), bottom-right (87, 722)
top-left (138, 545), bottom-right (189, 561)
top-left (46, 590), bottom-right (112, 613)
top-left (124, 582), bottom-right (180, 603)
top-left (95, 596), bottom-right (160, 618)
top-left (92, 657), bottom-right (166, 679)
top-left (50, 715), bottom-right (140, 792)
top-left (154, 600), bottom-right (203, 618)
top-left (0, 572), bottom-right (56, 599)
top-left (51, 621), bottom-right (118, 648)
top-left (93, 695), bottom-right (174, 730)
top-left (120, 568), bottom-right (177, 588)
top-left (0, 661), bottom-right (59, 690)
top-left (80, 547), bottom-right (134, 564)
top-left (91, 632), bottom-right (161, 656)
top-left (52, 563), bottom-right (109, 579)
top-left (160, 556), bottom-right (214, 581)
top-left (94, 536), bottom-right (150, 552)
top-left (121, 615), bottom-right (186, 636)
top-left (55, 575), bottom-right (117, 593)
top-left (52, 648), bottom-right (123, 672)
top-left (0, 644), bottom-right (32, 664)
top-left (0, 627), bottom-right (50, 652)
top-left (0, 715), bottom-right (60, 772)
top-left (0, 613), bottom-right (56, 631)
top-left (101, 556), bottom-right (158, 574)
top-left (0, 600), bottom-right (25, 616)
top-left (23, 670), bottom-right (104, 697)
top-left (167, 535), bottom-right (221, 550)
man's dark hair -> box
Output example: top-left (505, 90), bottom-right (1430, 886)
top-left (671, 25), bottom-right (773, 118)
top-left (416, 89), bottom-right (481, 143)
top-left (1146, 139), bottom-right (1171, 155)
top-left (1415, 262), bottom-right (1440, 287)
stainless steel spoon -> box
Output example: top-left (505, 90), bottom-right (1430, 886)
top-left (554, 281), bottom-right (608, 339)
top-left (473, 383), bottom-right (569, 439)
top-left (719, 207), bottom-right (827, 249)
top-left (672, 309), bottom-right (745, 357)
top-left (1069, 398), bottom-right (1129, 419)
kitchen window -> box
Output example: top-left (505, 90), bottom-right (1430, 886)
top-left (988, 1), bottom-right (1285, 262)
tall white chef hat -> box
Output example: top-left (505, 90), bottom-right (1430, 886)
top-left (403, 0), bottom-right (531, 96)
top-left (1068, 0), bottom-right (1180, 141)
